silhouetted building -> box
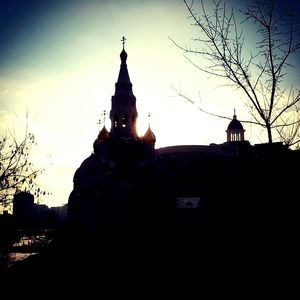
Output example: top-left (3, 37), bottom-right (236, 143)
top-left (68, 41), bottom-right (155, 230)
top-left (226, 109), bottom-right (245, 142)
top-left (13, 192), bottom-right (36, 228)
top-left (68, 40), bottom-right (298, 232)
top-left (13, 192), bottom-right (67, 229)
top-left (49, 204), bottom-right (68, 228)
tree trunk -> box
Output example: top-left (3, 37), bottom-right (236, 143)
top-left (267, 124), bottom-right (273, 144)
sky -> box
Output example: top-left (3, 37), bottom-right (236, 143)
top-left (0, 0), bottom-right (299, 207)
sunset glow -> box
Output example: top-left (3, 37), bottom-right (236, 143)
top-left (1, 0), bottom-right (299, 207)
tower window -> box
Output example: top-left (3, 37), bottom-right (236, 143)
top-left (114, 114), bottom-right (119, 128)
top-left (122, 113), bottom-right (128, 128)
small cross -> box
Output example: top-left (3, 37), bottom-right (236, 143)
top-left (97, 110), bottom-right (107, 129)
top-left (102, 110), bottom-right (107, 124)
top-left (147, 112), bottom-right (151, 125)
top-left (121, 36), bottom-right (126, 48)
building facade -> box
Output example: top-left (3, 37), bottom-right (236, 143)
top-left (68, 42), bottom-right (296, 232)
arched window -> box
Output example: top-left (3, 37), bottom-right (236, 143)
top-left (122, 113), bottom-right (128, 128)
top-left (114, 113), bottom-right (119, 128)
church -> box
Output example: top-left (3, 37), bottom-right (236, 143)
top-left (68, 39), bottom-right (295, 232)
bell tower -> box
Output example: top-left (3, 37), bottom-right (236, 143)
top-left (110, 37), bottom-right (138, 139)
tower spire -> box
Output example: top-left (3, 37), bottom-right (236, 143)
top-left (109, 37), bottom-right (138, 138)
top-left (117, 36), bottom-right (130, 84)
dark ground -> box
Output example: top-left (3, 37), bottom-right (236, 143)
top-left (1, 223), bottom-right (295, 298)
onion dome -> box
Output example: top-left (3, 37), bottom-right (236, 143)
top-left (97, 126), bottom-right (110, 142)
top-left (120, 48), bottom-right (128, 62)
top-left (143, 126), bottom-right (156, 143)
top-left (93, 126), bottom-right (110, 150)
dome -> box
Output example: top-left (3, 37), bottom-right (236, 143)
top-left (120, 49), bottom-right (128, 62)
top-left (97, 126), bottom-right (110, 141)
top-left (143, 126), bottom-right (156, 143)
top-left (93, 126), bottom-right (110, 149)
top-left (227, 114), bottom-right (244, 130)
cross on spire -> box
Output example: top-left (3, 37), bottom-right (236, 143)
top-left (103, 110), bottom-right (107, 124)
top-left (147, 112), bottom-right (151, 126)
top-left (97, 110), bottom-right (107, 129)
top-left (121, 36), bottom-right (126, 49)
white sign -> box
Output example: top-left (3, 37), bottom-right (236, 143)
top-left (176, 197), bottom-right (200, 208)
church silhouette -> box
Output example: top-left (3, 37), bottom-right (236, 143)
top-left (6, 39), bottom-right (298, 287)
top-left (68, 38), bottom-right (296, 235)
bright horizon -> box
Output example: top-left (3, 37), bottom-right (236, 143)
top-left (1, 0), bottom-right (299, 207)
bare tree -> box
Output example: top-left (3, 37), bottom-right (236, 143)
top-left (277, 106), bottom-right (300, 149)
top-left (172, 0), bottom-right (300, 144)
top-left (0, 125), bottom-right (46, 211)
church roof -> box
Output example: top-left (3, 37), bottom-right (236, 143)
top-left (93, 126), bottom-right (110, 149)
top-left (114, 38), bottom-right (134, 99)
top-left (120, 48), bottom-right (128, 63)
top-left (143, 126), bottom-right (156, 143)
top-left (117, 48), bottom-right (130, 84)
top-left (227, 114), bottom-right (244, 130)
top-left (98, 126), bottom-right (110, 140)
